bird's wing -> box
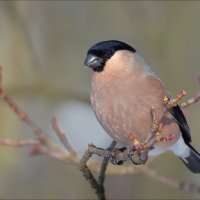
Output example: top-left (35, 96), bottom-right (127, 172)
top-left (168, 105), bottom-right (191, 143)
top-left (169, 105), bottom-right (200, 158)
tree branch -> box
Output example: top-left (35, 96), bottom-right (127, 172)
top-left (0, 139), bottom-right (39, 147)
top-left (51, 116), bottom-right (77, 154)
top-left (1, 65), bottom-right (200, 199)
top-left (142, 166), bottom-right (200, 193)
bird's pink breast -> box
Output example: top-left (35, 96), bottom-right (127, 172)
top-left (91, 70), bottom-right (180, 149)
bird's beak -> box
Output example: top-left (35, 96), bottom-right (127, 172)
top-left (84, 54), bottom-right (101, 69)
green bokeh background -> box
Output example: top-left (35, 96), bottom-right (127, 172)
top-left (0, 1), bottom-right (199, 199)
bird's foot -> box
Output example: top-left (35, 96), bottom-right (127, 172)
top-left (128, 147), bottom-right (148, 165)
top-left (107, 147), bottom-right (127, 165)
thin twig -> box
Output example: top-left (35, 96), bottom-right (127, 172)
top-left (79, 141), bottom-right (117, 200)
top-left (163, 90), bottom-right (187, 108)
top-left (0, 66), bottom-right (66, 155)
top-left (98, 141), bottom-right (116, 185)
top-left (181, 92), bottom-right (200, 108)
top-left (51, 116), bottom-right (77, 154)
top-left (78, 147), bottom-right (105, 199)
top-left (1, 65), bottom-right (200, 199)
top-left (142, 166), bottom-right (200, 193)
top-left (180, 77), bottom-right (200, 108)
top-left (1, 92), bottom-right (64, 153)
top-left (0, 139), bottom-right (39, 147)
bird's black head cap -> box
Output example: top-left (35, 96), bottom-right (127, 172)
top-left (84, 40), bottom-right (136, 72)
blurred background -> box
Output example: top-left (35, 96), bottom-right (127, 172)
top-left (0, 1), bottom-right (200, 199)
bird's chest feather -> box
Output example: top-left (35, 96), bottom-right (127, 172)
top-left (91, 72), bottom-right (178, 147)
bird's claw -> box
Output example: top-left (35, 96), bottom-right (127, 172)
top-left (128, 148), bottom-right (148, 165)
top-left (107, 147), bottom-right (127, 165)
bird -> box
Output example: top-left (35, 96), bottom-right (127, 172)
top-left (84, 40), bottom-right (200, 173)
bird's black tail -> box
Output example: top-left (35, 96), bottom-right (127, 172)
top-left (179, 144), bottom-right (200, 173)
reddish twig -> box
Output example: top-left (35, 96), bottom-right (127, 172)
top-left (142, 166), bottom-right (200, 193)
top-left (181, 92), bottom-right (200, 108)
top-left (0, 92), bottom-right (64, 153)
top-left (181, 77), bottom-right (200, 108)
top-left (1, 65), bottom-right (200, 199)
top-left (51, 116), bottom-right (77, 154)
top-left (163, 90), bottom-right (187, 108)
top-left (0, 66), bottom-right (68, 155)
top-left (0, 139), bottom-right (40, 147)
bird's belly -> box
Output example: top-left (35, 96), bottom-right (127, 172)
top-left (92, 95), bottom-right (158, 147)
top-left (91, 76), bottom-right (180, 148)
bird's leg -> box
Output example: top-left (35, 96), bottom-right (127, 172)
top-left (163, 90), bottom-right (187, 109)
